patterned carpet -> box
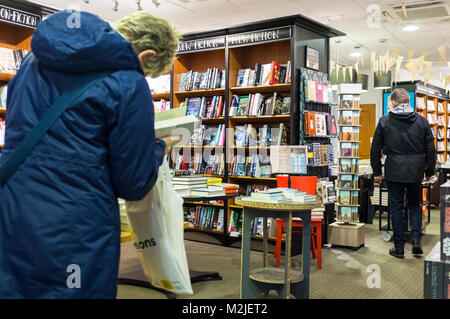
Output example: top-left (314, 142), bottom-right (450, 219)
top-left (117, 209), bottom-right (441, 299)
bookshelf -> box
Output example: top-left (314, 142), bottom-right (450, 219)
top-left (386, 81), bottom-right (450, 207)
top-left (168, 15), bottom-right (343, 247)
top-left (336, 85), bottom-right (362, 224)
top-left (0, 1), bottom-right (55, 152)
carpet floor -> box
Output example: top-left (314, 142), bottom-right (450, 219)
top-left (117, 209), bottom-right (441, 299)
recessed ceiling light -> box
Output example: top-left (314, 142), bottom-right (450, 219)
top-left (402, 25), bottom-right (419, 32)
top-left (350, 52), bottom-right (362, 57)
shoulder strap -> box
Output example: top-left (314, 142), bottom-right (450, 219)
top-left (0, 70), bottom-right (114, 187)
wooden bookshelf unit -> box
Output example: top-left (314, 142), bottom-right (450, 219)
top-left (168, 15), bottom-right (343, 247)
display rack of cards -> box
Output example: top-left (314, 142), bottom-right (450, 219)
top-left (336, 84), bottom-right (362, 223)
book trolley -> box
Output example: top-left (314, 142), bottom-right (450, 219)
top-left (328, 84), bottom-right (365, 249)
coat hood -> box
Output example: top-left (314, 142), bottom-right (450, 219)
top-left (389, 111), bottom-right (418, 124)
top-left (31, 11), bottom-right (143, 74)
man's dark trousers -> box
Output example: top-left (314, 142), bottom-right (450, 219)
top-left (386, 181), bottom-right (423, 250)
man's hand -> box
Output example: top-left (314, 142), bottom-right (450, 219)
top-left (161, 135), bottom-right (183, 155)
top-left (374, 175), bottom-right (383, 186)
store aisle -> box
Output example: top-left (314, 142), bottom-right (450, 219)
top-left (117, 209), bottom-right (440, 299)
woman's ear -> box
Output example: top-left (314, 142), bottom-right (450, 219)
top-left (138, 49), bottom-right (156, 64)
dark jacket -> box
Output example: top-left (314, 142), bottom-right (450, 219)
top-left (0, 11), bottom-right (165, 298)
top-left (370, 110), bottom-right (436, 183)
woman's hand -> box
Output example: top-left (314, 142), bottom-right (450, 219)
top-left (161, 135), bottom-right (183, 155)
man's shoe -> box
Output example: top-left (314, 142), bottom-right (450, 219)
top-left (412, 241), bottom-right (423, 255)
top-left (389, 247), bottom-right (404, 259)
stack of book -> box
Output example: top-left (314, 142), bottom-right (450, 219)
top-left (241, 188), bottom-right (317, 204)
top-left (0, 47), bottom-right (28, 73)
top-left (427, 100), bottom-right (436, 112)
top-left (179, 68), bottom-right (224, 91)
top-left (229, 93), bottom-right (290, 116)
top-left (172, 175), bottom-right (208, 197)
top-left (236, 60), bottom-right (291, 87)
top-left (416, 97), bottom-right (426, 111)
top-left (183, 96), bottom-right (224, 118)
top-left (207, 183), bottom-right (239, 195)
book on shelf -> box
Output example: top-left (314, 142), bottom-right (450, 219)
top-left (228, 210), bottom-right (243, 233)
top-left (153, 99), bottom-right (170, 113)
top-left (438, 102), bottom-right (444, 113)
top-left (306, 112), bottom-right (316, 135)
top-left (179, 68), bottom-right (224, 91)
top-left (230, 154), bottom-right (271, 178)
top-left (237, 95), bottom-right (250, 116)
top-left (340, 94), bottom-right (360, 109)
top-left (340, 127), bottom-right (359, 141)
top-left (437, 115), bottom-right (445, 126)
top-left (236, 61), bottom-right (290, 87)
top-left (338, 174), bottom-right (359, 189)
top-left (0, 85), bottom-right (8, 108)
top-left (437, 141), bottom-right (445, 152)
top-left (0, 118), bottom-right (5, 145)
top-left (314, 113), bottom-right (327, 136)
top-left (339, 158), bottom-right (358, 174)
top-left (270, 146), bottom-right (307, 174)
top-left (427, 113), bottom-right (438, 125)
top-left (340, 142), bottom-right (359, 157)
top-left (339, 110), bottom-right (360, 126)
top-left (185, 206), bottom-right (225, 231)
top-left (416, 97), bottom-right (426, 111)
top-left (146, 74), bottom-right (171, 94)
top-left (427, 100), bottom-right (436, 112)
top-left (0, 47), bottom-right (28, 73)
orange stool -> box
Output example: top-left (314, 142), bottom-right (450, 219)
top-left (274, 218), bottom-right (323, 269)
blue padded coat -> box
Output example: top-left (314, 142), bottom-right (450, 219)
top-left (0, 11), bottom-right (165, 298)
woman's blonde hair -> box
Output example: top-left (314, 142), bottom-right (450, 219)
top-left (115, 11), bottom-right (179, 77)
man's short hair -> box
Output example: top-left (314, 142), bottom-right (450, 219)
top-left (115, 12), bottom-right (180, 77)
top-left (390, 88), bottom-right (410, 104)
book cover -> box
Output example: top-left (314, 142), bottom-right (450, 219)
top-left (269, 61), bottom-right (281, 85)
top-left (264, 96), bottom-right (273, 116)
top-left (315, 82), bottom-right (324, 102)
top-left (272, 93), bottom-right (283, 115)
top-left (339, 190), bottom-right (351, 205)
top-left (229, 95), bottom-right (239, 116)
top-left (237, 95), bottom-right (250, 116)
top-left (247, 124), bottom-right (258, 147)
top-left (254, 63), bottom-right (262, 86)
top-left (193, 72), bottom-right (201, 90)
top-left (308, 112), bottom-right (316, 135)
top-left (307, 80), bottom-right (316, 101)
top-left (186, 97), bottom-right (202, 116)
top-left (234, 125), bottom-right (248, 147)
top-left (281, 97), bottom-right (291, 114)
top-left (340, 206), bottom-right (352, 222)
top-left (260, 63), bottom-right (272, 86)
top-left (340, 158), bottom-right (352, 173)
top-left (330, 115), bottom-right (337, 135)
top-left (279, 65), bottom-right (287, 84)
top-left (315, 113), bottom-right (326, 136)
top-left (313, 143), bottom-right (321, 166)
top-left (242, 69), bottom-right (251, 87)
top-left (236, 69), bottom-right (246, 87)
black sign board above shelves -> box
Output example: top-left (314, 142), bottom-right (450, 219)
top-left (0, 4), bottom-right (41, 29)
top-left (177, 36), bottom-right (226, 54)
top-left (226, 26), bottom-right (291, 48)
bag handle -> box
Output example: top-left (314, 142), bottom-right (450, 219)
top-left (0, 70), bottom-right (113, 187)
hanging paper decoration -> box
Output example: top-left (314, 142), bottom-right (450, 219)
top-left (405, 60), bottom-right (418, 81)
top-left (424, 73), bottom-right (432, 86)
top-left (421, 50), bottom-right (430, 58)
top-left (349, 65), bottom-right (354, 82)
top-left (330, 60), bottom-right (335, 73)
top-left (354, 62), bottom-right (359, 75)
top-left (391, 47), bottom-right (400, 58)
top-left (424, 61), bottom-right (433, 74)
top-left (402, 0), bottom-right (407, 18)
top-left (394, 55), bottom-right (404, 84)
top-left (438, 44), bottom-right (447, 62)
top-left (416, 56), bottom-right (424, 74)
top-left (360, 55), bottom-right (365, 68)
top-left (407, 49), bottom-right (415, 60)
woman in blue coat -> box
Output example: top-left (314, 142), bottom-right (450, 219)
top-left (0, 11), bottom-right (179, 298)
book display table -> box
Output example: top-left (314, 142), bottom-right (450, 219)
top-left (235, 198), bottom-right (321, 299)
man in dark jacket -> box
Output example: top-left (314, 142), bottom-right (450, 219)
top-left (370, 88), bottom-right (436, 259)
top-left (0, 11), bottom-right (179, 298)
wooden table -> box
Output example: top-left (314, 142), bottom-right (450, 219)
top-left (235, 198), bottom-right (321, 299)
